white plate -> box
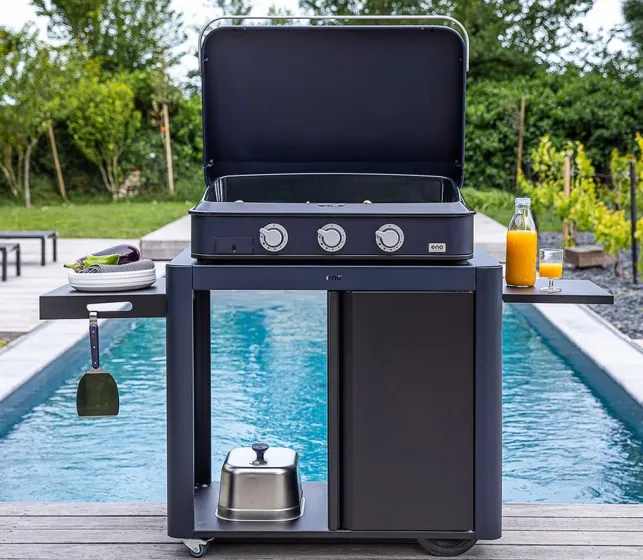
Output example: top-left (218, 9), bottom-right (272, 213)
top-left (69, 268), bottom-right (157, 292)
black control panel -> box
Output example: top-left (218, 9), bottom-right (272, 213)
top-left (191, 210), bottom-right (474, 261)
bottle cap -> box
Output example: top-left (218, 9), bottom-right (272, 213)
top-left (515, 197), bottom-right (531, 206)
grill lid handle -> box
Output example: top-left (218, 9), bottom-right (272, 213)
top-left (198, 15), bottom-right (470, 71)
top-left (252, 443), bottom-right (269, 464)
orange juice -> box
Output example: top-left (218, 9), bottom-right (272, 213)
top-left (506, 230), bottom-right (537, 287)
top-left (539, 263), bottom-right (563, 279)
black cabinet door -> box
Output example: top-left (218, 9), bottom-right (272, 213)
top-left (335, 291), bottom-right (474, 531)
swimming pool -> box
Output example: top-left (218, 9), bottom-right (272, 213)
top-left (0, 292), bottom-right (641, 502)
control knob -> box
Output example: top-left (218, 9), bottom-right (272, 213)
top-left (375, 224), bottom-right (404, 253)
top-left (318, 223), bottom-right (346, 252)
top-left (259, 223), bottom-right (288, 252)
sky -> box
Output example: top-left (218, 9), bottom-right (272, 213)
top-left (1, 0), bottom-right (627, 80)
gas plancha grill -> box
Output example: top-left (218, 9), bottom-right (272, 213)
top-left (191, 173), bottom-right (474, 260)
top-left (38, 14), bottom-right (615, 560)
top-left (190, 16), bottom-right (473, 262)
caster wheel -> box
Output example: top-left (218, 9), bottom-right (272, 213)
top-left (418, 539), bottom-right (477, 557)
top-left (184, 539), bottom-right (211, 558)
top-left (188, 543), bottom-right (209, 558)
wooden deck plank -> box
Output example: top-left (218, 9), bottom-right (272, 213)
top-left (503, 504), bottom-right (643, 518)
top-left (1, 515), bottom-right (642, 532)
top-left (2, 529), bottom-right (643, 546)
top-left (502, 517), bottom-right (643, 530)
top-left (0, 517), bottom-right (166, 530)
top-left (0, 544), bottom-right (642, 560)
top-left (0, 502), bottom-right (167, 516)
top-left (0, 503), bottom-right (641, 559)
top-left (2, 502), bottom-right (642, 518)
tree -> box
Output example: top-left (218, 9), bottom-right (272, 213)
top-left (0, 27), bottom-right (61, 207)
top-left (624, 0), bottom-right (643, 69)
top-left (170, 94), bottom-right (204, 169)
top-left (150, 65), bottom-right (180, 195)
top-left (213, 0), bottom-right (252, 25)
top-left (519, 136), bottom-right (639, 277)
top-left (0, 27), bottom-right (27, 198)
top-left (67, 78), bottom-right (142, 198)
top-left (464, 70), bottom-right (642, 190)
top-left (624, 0), bottom-right (643, 52)
top-left (32, 47), bottom-right (91, 203)
top-left (33, 0), bottom-right (186, 73)
top-left (298, 0), bottom-right (595, 80)
top-left (267, 4), bottom-right (296, 24)
top-left (1, 26), bottom-right (93, 205)
top-left (0, 107), bottom-right (23, 199)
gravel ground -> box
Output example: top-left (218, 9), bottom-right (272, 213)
top-left (0, 332), bottom-right (23, 348)
top-left (539, 232), bottom-right (643, 340)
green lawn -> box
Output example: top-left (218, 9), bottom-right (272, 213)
top-left (460, 187), bottom-right (562, 232)
top-left (1, 201), bottom-right (194, 238)
top-left (0, 191), bottom-right (563, 238)
top-left (485, 207), bottom-right (562, 232)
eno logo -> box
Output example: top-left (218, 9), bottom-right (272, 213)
top-left (325, 274), bottom-right (343, 281)
top-left (428, 243), bottom-right (447, 253)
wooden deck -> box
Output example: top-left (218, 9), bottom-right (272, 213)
top-left (0, 503), bottom-right (641, 559)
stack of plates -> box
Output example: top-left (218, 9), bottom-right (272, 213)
top-left (68, 268), bottom-right (157, 292)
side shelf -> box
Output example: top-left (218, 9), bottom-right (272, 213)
top-left (503, 279), bottom-right (613, 305)
top-left (39, 278), bottom-right (167, 319)
top-left (38, 274), bottom-right (612, 320)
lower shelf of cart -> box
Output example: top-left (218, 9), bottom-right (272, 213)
top-left (193, 482), bottom-right (475, 540)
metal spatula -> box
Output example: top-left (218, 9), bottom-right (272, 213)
top-left (76, 312), bottom-right (119, 417)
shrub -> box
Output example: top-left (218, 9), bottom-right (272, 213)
top-left (460, 186), bottom-right (514, 213)
top-left (67, 79), bottom-right (142, 199)
top-left (465, 72), bottom-right (642, 191)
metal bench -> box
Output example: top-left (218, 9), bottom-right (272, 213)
top-left (0, 242), bottom-right (21, 282)
top-left (0, 231), bottom-right (57, 266)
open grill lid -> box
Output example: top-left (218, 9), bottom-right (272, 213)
top-left (200, 23), bottom-right (467, 188)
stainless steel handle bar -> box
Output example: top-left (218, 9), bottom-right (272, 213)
top-left (198, 15), bottom-right (469, 71)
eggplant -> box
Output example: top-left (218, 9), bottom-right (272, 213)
top-left (65, 244), bottom-right (140, 273)
top-left (87, 244), bottom-right (140, 264)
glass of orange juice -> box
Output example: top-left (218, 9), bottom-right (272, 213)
top-left (539, 248), bottom-right (563, 293)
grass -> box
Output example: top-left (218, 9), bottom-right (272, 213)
top-left (487, 207), bottom-right (562, 232)
top-left (461, 187), bottom-right (562, 232)
top-left (0, 200), bottom-right (195, 238)
top-left (0, 186), bottom-right (564, 238)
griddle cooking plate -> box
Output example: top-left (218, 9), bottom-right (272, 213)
top-left (205, 173), bottom-right (460, 204)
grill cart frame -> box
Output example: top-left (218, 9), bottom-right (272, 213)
top-left (165, 249), bottom-right (503, 555)
top-left (39, 252), bottom-right (614, 558)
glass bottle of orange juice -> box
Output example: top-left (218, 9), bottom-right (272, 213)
top-left (506, 197), bottom-right (537, 287)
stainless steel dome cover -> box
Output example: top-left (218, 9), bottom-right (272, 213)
top-left (217, 443), bottom-right (304, 522)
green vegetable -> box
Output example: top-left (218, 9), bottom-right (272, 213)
top-left (64, 254), bottom-right (120, 272)
top-left (63, 259), bottom-right (84, 273)
top-left (83, 254), bottom-right (120, 268)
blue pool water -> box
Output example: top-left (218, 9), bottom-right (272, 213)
top-left (0, 292), bottom-right (641, 502)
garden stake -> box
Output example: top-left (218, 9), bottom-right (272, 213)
top-left (631, 160), bottom-right (638, 285)
top-left (563, 155), bottom-right (571, 247)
